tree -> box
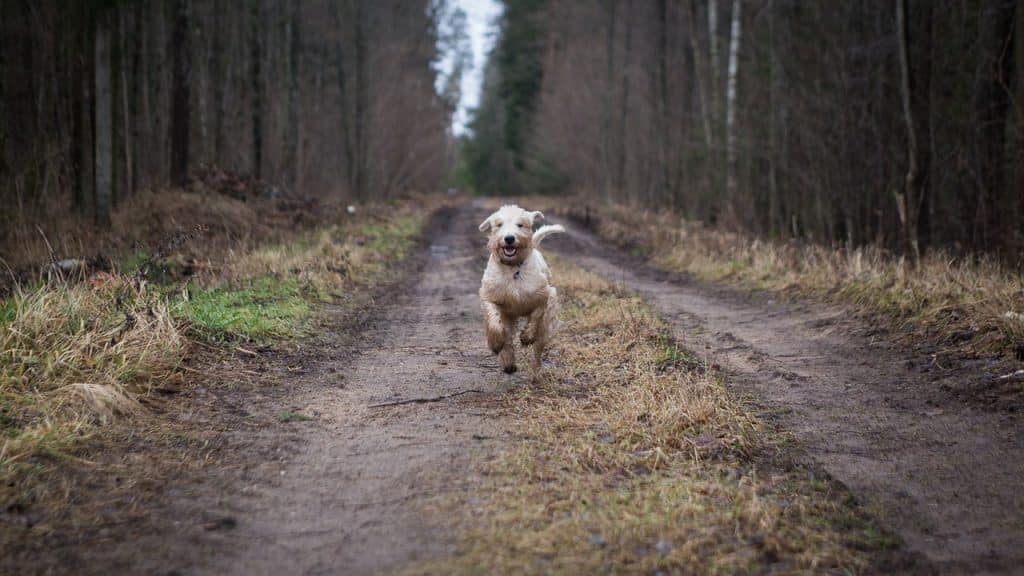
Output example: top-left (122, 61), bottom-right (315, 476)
top-left (250, 0), bottom-right (264, 180)
top-left (170, 0), bottom-right (191, 187)
top-left (285, 0), bottom-right (302, 193)
top-left (94, 8), bottom-right (113, 224)
top-left (896, 0), bottom-right (932, 262)
top-left (970, 0), bottom-right (1018, 251)
top-left (724, 0), bottom-right (742, 204)
top-left (353, 0), bottom-right (368, 200)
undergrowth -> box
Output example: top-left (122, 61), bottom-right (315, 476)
top-left (551, 200), bottom-right (1024, 358)
top-left (412, 259), bottom-right (889, 574)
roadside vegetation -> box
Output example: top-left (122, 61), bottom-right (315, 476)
top-left (0, 195), bottom-right (432, 516)
top-left (551, 201), bottom-right (1024, 360)
top-left (416, 258), bottom-right (896, 574)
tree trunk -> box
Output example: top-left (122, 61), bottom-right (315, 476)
top-left (286, 0), bottom-right (302, 194)
top-left (1016, 0), bottom-right (1024, 260)
top-left (250, 0), bottom-right (263, 180)
top-left (655, 0), bottom-right (670, 206)
top-left (602, 0), bottom-right (617, 202)
top-left (971, 0), bottom-right (1017, 251)
top-left (708, 0), bottom-right (720, 140)
top-left (329, 0), bottom-right (354, 198)
top-left (767, 0), bottom-right (781, 237)
top-left (615, 0), bottom-right (633, 199)
top-left (170, 0), bottom-right (191, 187)
top-left (353, 0), bottom-right (368, 200)
top-left (75, 6), bottom-right (95, 214)
top-left (211, 0), bottom-right (226, 162)
top-left (94, 9), bottom-right (113, 225)
top-left (896, 0), bottom-right (932, 263)
top-left (129, 1), bottom-right (143, 194)
top-left (112, 6), bottom-right (131, 206)
top-left (724, 0), bottom-right (742, 204)
top-left (687, 0), bottom-right (713, 150)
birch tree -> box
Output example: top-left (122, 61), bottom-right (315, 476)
top-left (723, 0), bottom-right (742, 201)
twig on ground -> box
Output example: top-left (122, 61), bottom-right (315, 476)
top-left (369, 389), bottom-right (483, 408)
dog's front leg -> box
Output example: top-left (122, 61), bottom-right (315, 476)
top-left (482, 301), bottom-right (506, 354)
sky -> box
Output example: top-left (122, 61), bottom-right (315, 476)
top-left (445, 0), bottom-right (503, 136)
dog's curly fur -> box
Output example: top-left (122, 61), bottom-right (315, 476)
top-left (478, 205), bottom-right (565, 379)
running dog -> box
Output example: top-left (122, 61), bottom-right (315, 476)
top-left (478, 205), bottom-right (565, 378)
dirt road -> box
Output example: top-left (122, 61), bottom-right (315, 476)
top-left (549, 222), bottom-right (1024, 575)
top-left (41, 199), bottom-right (1023, 574)
top-left (186, 203), bottom-right (518, 575)
top-left (54, 202), bottom-right (512, 575)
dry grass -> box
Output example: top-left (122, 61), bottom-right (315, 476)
top-left (413, 259), bottom-right (889, 574)
top-left (550, 200), bottom-right (1024, 357)
top-left (0, 197), bottom-right (439, 512)
top-left (0, 278), bottom-right (185, 507)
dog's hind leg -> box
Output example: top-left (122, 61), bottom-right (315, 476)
top-left (520, 308), bottom-right (544, 346)
top-left (529, 287), bottom-right (560, 381)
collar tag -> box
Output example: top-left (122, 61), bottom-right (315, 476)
top-left (514, 269), bottom-right (521, 280)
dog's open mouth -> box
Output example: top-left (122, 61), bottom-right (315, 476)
top-left (501, 246), bottom-right (518, 258)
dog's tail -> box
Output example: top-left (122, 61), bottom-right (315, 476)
top-left (532, 224), bottom-right (565, 246)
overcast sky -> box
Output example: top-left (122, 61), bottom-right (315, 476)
top-left (447, 0), bottom-right (502, 135)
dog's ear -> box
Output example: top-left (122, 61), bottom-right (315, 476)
top-left (478, 214), bottom-right (495, 232)
top-left (530, 211), bottom-right (545, 223)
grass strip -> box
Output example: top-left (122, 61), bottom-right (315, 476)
top-left (412, 258), bottom-right (893, 574)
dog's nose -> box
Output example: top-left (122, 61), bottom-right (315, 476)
top-left (504, 235), bottom-right (516, 245)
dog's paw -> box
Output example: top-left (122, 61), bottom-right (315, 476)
top-left (488, 339), bottom-right (504, 354)
top-left (503, 364), bottom-right (518, 374)
top-left (486, 329), bottom-right (505, 354)
top-left (520, 330), bottom-right (536, 346)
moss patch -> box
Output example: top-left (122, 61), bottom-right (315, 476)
top-left (172, 276), bottom-right (311, 342)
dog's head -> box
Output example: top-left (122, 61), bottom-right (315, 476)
top-left (478, 205), bottom-right (545, 266)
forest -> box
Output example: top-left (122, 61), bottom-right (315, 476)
top-left (463, 0), bottom-right (1023, 261)
top-left (3, 2), bottom-right (1024, 575)
top-left (0, 0), bottom-right (462, 254)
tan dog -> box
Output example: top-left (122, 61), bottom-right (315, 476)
top-left (478, 205), bottom-right (565, 378)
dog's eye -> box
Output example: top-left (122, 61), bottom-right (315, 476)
top-left (517, 223), bottom-right (524, 228)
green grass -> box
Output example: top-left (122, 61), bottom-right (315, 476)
top-left (172, 212), bottom-right (427, 344)
top-left (172, 276), bottom-right (311, 342)
top-left (0, 298), bottom-right (14, 326)
top-left (361, 218), bottom-right (421, 255)
top-left (277, 410), bottom-right (312, 423)
top-left (121, 251), bottom-right (150, 274)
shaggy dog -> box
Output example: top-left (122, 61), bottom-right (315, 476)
top-left (478, 205), bottom-right (565, 378)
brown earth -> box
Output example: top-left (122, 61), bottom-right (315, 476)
top-left (548, 219), bottom-right (1024, 575)
top-left (6, 199), bottom-right (1024, 575)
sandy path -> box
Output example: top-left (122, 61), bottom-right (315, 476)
top-left (549, 223), bottom-right (1024, 575)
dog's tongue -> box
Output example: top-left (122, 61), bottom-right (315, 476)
top-left (502, 246), bottom-right (517, 257)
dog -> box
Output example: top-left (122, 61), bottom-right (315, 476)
top-left (478, 205), bottom-right (565, 378)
